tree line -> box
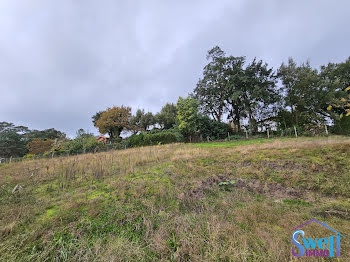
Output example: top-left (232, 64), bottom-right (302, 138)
top-left (1, 46), bottom-right (349, 158)
top-left (0, 122), bottom-right (110, 159)
top-left (92, 46), bottom-right (350, 142)
top-left (194, 46), bottom-right (350, 135)
top-left (0, 122), bottom-right (66, 158)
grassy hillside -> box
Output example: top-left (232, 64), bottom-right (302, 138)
top-left (0, 137), bottom-right (349, 261)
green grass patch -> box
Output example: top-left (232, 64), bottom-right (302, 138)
top-left (1, 137), bottom-right (350, 261)
top-left (282, 199), bottom-right (312, 207)
top-left (87, 191), bottom-right (107, 200)
top-left (193, 138), bottom-right (272, 148)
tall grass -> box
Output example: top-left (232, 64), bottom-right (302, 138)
top-left (0, 137), bottom-right (350, 261)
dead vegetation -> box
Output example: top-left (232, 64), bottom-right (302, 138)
top-left (0, 136), bottom-right (350, 261)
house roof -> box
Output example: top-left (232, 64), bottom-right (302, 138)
top-left (96, 135), bottom-right (109, 139)
top-left (292, 219), bottom-right (344, 237)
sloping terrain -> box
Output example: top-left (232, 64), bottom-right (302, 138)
top-left (0, 137), bottom-right (349, 261)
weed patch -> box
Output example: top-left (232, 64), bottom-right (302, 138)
top-left (1, 137), bottom-right (350, 260)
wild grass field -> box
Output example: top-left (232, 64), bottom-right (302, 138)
top-left (0, 137), bottom-right (349, 261)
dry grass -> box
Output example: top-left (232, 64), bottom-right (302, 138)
top-left (0, 136), bottom-right (349, 261)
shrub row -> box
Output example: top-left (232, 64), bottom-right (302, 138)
top-left (127, 129), bottom-right (184, 147)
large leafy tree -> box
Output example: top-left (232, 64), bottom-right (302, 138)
top-left (323, 58), bottom-right (350, 119)
top-left (64, 129), bottom-right (104, 154)
top-left (139, 110), bottom-right (155, 131)
top-left (92, 111), bottom-right (104, 127)
top-left (194, 46), bottom-right (228, 122)
top-left (195, 46), bottom-right (278, 134)
top-left (223, 56), bottom-right (246, 132)
top-left (130, 109), bottom-right (155, 132)
top-left (278, 58), bottom-right (321, 127)
top-left (176, 97), bottom-right (199, 141)
top-left (0, 122), bottom-right (29, 157)
top-left (0, 131), bottom-right (27, 158)
top-left (94, 106), bottom-right (132, 141)
top-left (317, 62), bottom-right (343, 121)
top-left (155, 103), bottom-right (177, 129)
top-left (332, 57), bottom-right (350, 88)
top-left (197, 115), bottom-right (230, 140)
top-left (129, 110), bottom-right (143, 134)
top-left (26, 128), bottom-right (66, 140)
top-left (327, 84), bottom-right (350, 135)
top-left (0, 121), bottom-right (29, 134)
top-left (195, 46), bottom-right (249, 131)
top-left (328, 86), bottom-right (350, 118)
top-left (26, 138), bottom-right (53, 155)
top-left (241, 58), bottom-right (278, 135)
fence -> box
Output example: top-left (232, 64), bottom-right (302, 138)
top-left (0, 152), bottom-right (82, 164)
top-left (0, 145), bottom-right (120, 165)
top-left (0, 126), bottom-right (333, 165)
top-left (0, 157), bottom-right (24, 164)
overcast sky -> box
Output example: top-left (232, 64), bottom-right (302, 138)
top-left (0, 0), bottom-right (349, 137)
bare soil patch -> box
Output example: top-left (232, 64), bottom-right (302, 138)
top-left (186, 174), bottom-right (307, 200)
top-left (234, 178), bottom-right (303, 199)
top-left (259, 160), bottom-right (304, 171)
top-left (316, 207), bottom-right (350, 220)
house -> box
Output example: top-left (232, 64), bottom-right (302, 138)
top-left (96, 135), bottom-right (109, 144)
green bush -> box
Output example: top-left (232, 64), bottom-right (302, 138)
top-left (332, 117), bottom-right (350, 135)
top-left (143, 131), bottom-right (177, 145)
top-left (126, 129), bottom-right (184, 147)
top-left (301, 131), bottom-right (313, 137)
top-left (43, 151), bottom-right (53, 157)
top-left (129, 133), bottom-right (144, 147)
top-left (63, 134), bottom-right (107, 154)
top-left (23, 154), bottom-right (35, 159)
top-left (197, 116), bottom-right (231, 140)
top-left (228, 135), bottom-right (245, 140)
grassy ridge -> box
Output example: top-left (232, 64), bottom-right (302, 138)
top-left (193, 138), bottom-right (271, 148)
top-left (0, 137), bottom-right (350, 261)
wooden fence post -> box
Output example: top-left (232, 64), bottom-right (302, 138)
top-left (267, 129), bottom-right (270, 139)
top-left (294, 126), bottom-right (298, 138)
top-left (245, 130), bottom-right (248, 139)
top-left (325, 124), bottom-right (329, 136)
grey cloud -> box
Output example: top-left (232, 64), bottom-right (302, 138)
top-left (0, 0), bottom-right (349, 136)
